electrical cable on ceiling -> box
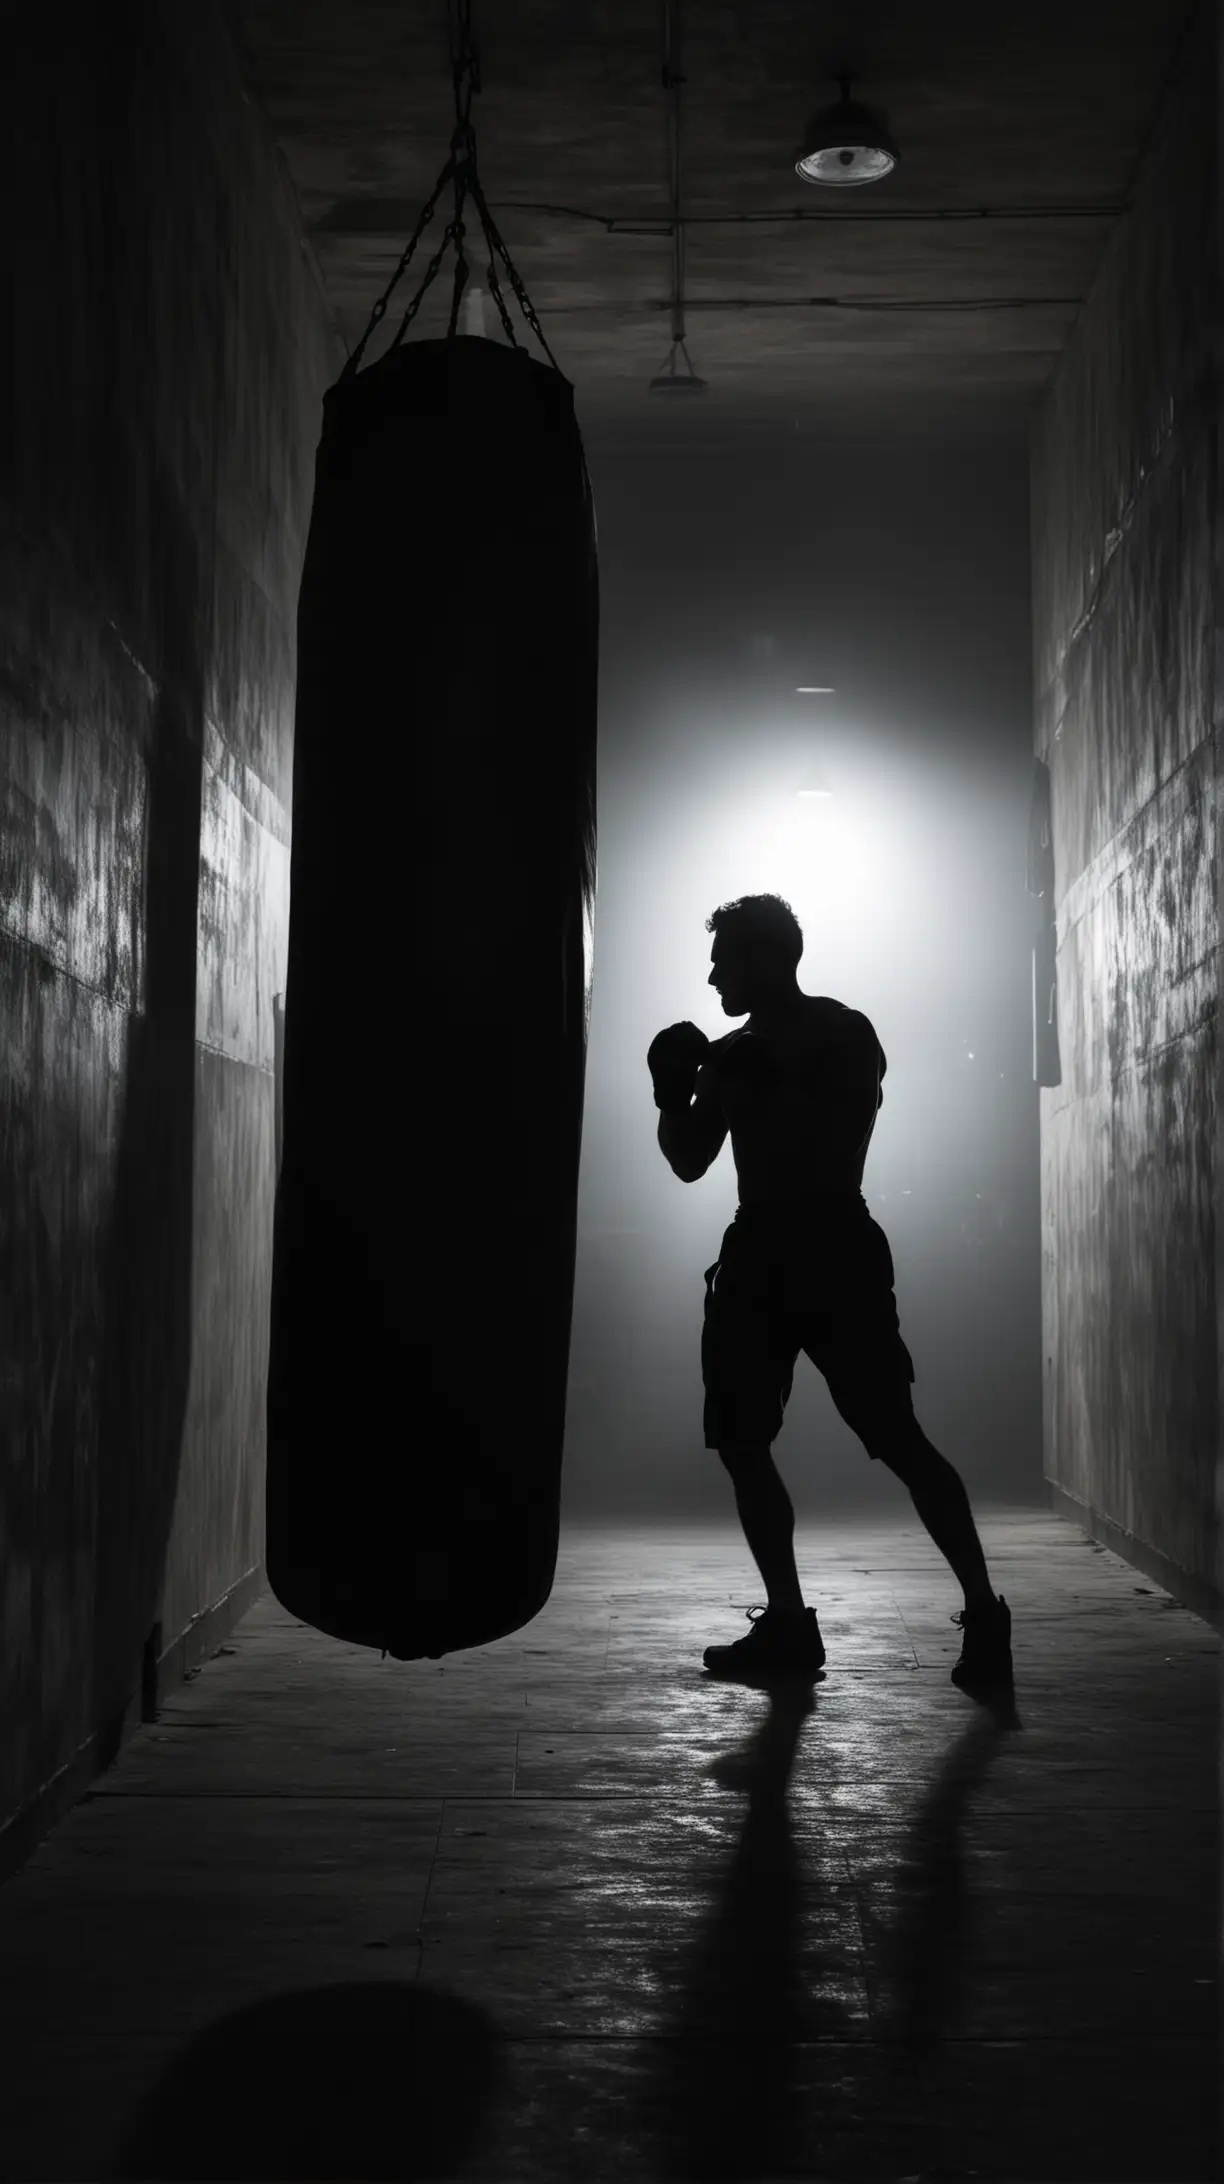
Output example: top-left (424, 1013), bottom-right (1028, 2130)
top-left (318, 198), bottom-right (1127, 238)
top-left (485, 294), bottom-right (1082, 317)
top-left (484, 199), bottom-right (1126, 234)
top-left (658, 294), bottom-right (1083, 311)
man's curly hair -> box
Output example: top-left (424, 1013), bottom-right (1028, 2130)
top-left (705, 893), bottom-right (803, 970)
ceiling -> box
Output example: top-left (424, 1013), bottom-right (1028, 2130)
top-left (229, 0), bottom-right (1197, 436)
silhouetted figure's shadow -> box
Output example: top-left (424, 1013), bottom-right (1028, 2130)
top-left (881, 1695), bottom-right (1021, 2064)
top-left (644, 1673), bottom-right (824, 2180)
top-left (110, 1984), bottom-right (503, 2180)
top-left (639, 1675), bottom-right (1019, 2180)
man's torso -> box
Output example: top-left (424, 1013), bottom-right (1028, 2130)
top-left (700, 995), bottom-right (885, 1208)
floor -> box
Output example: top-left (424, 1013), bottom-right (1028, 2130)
top-left (0, 1507), bottom-right (1219, 2183)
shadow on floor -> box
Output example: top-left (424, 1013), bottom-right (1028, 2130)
top-left (109, 1983), bottom-right (504, 2180)
top-left (107, 1671), bottom-right (1022, 2181)
top-left (638, 1674), bottom-right (1019, 2180)
top-left (659, 1673), bottom-right (826, 2178)
top-left (881, 1702), bottom-right (1021, 2063)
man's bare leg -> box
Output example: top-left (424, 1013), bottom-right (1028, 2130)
top-left (869, 1418), bottom-right (995, 1610)
top-left (717, 1443), bottom-right (806, 1615)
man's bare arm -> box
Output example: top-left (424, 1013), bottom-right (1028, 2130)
top-left (657, 1091), bottom-right (728, 1182)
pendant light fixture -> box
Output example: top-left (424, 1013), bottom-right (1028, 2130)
top-left (795, 75), bottom-right (899, 188)
top-left (650, 1), bottom-right (707, 393)
top-left (649, 338), bottom-right (707, 394)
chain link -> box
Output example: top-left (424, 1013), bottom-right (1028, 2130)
top-left (342, 154), bottom-right (457, 379)
top-left (342, 1), bottom-right (560, 378)
top-left (465, 171), bottom-right (561, 370)
top-left (387, 215), bottom-right (461, 349)
top-left (483, 255), bottom-right (520, 348)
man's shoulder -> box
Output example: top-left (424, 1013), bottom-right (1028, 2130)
top-left (804, 995), bottom-right (871, 1033)
top-left (803, 997), bottom-right (884, 1067)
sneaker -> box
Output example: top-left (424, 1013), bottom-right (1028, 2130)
top-left (703, 1603), bottom-right (826, 1680)
top-left (950, 1593), bottom-right (1013, 1691)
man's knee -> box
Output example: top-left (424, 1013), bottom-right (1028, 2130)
top-left (861, 1415), bottom-right (934, 1480)
top-left (718, 1440), bottom-right (773, 1476)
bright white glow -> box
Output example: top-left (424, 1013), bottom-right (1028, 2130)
top-left (753, 794), bottom-right (880, 920)
top-left (795, 687), bottom-right (836, 694)
top-left (661, 773), bottom-right (900, 1004)
top-left (795, 759), bottom-right (833, 797)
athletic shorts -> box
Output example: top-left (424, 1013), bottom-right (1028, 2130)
top-left (701, 1199), bottom-right (916, 1451)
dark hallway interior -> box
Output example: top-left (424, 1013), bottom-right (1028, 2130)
top-left (0, 3), bottom-right (1219, 2179)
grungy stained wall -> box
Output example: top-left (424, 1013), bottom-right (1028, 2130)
top-left (1030, 2), bottom-right (1219, 1600)
top-left (0, 2), bottom-right (337, 1840)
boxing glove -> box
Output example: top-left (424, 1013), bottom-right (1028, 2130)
top-left (647, 1021), bottom-right (710, 1113)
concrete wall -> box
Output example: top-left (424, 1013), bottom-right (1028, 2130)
top-left (1030, 2), bottom-right (1219, 1608)
top-left (0, 1), bottom-right (338, 1851)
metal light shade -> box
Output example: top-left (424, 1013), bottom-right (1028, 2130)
top-left (648, 339), bottom-right (708, 394)
top-left (795, 92), bottom-right (899, 187)
top-left (649, 370), bottom-right (708, 394)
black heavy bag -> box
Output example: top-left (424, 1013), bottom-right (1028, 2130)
top-left (266, 336), bottom-right (598, 1658)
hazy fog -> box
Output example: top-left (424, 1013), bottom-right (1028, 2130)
top-left (563, 426), bottom-right (1041, 1520)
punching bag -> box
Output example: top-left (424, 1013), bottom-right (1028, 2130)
top-left (266, 335), bottom-right (598, 1659)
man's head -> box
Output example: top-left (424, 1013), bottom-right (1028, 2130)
top-left (706, 893), bottom-right (804, 1017)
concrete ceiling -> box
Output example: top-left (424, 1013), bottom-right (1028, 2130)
top-left (230, 0), bottom-right (1198, 434)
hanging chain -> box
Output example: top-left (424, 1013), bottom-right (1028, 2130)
top-left (343, 0), bottom-right (561, 377)
top-left (464, 168), bottom-right (561, 369)
top-left (662, 0), bottom-right (687, 348)
top-left (442, 1), bottom-right (477, 341)
top-left (342, 154), bottom-right (457, 379)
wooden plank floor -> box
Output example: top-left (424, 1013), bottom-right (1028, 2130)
top-left (0, 1508), bottom-right (1218, 2182)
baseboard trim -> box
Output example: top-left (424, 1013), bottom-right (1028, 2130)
top-left (1045, 1479), bottom-right (1223, 1634)
top-left (147, 1564), bottom-right (267, 1714)
top-left (0, 1563), bottom-right (267, 1889)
